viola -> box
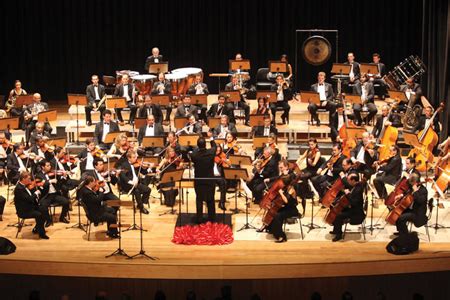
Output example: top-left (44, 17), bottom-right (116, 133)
top-left (215, 152), bottom-right (230, 168)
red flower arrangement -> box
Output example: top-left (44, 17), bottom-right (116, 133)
top-left (172, 222), bottom-right (234, 245)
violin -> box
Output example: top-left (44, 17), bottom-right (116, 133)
top-left (215, 151), bottom-right (230, 168)
top-left (91, 147), bottom-right (105, 157)
top-left (60, 154), bottom-right (77, 164)
top-left (47, 170), bottom-right (72, 178)
top-left (133, 160), bottom-right (154, 169)
top-left (27, 179), bottom-right (44, 190)
top-left (2, 139), bottom-right (13, 149)
top-left (93, 180), bottom-right (106, 192)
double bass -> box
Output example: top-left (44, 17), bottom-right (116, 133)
top-left (339, 97), bottom-right (358, 158)
top-left (434, 138), bottom-right (449, 195)
top-left (377, 104), bottom-right (398, 161)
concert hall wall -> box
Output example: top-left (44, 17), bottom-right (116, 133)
top-left (0, 0), bottom-right (445, 112)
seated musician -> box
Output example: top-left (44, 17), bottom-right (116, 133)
top-left (222, 132), bottom-right (244, 156)
top-left (308, 72), bottom-right (335, 126)
top-left (350, 132), bottom-right (378, 179)
top-left (8, 80), bottom-right (27, 130)
top-left (144, 47), bottom-right (164, 72)
top-left (78, 138), bottom-right (104, 174)
top-left (151, 72), bottom-right (172, 122)
top-left (14, 171), bottom-right (49, 239)
top-left (213, 145), bottom-right (228, 211)
top-left (0, 132), bottom-right (13, 186)
top-left (414, 105), bottom-right (440, 137)
top-left (329, 103), bottom-right (347, 143)
top-left (175, 95), bottom-right (199, 120)
top-left (373, 145), bottom-right (402, 200)
top-left (394, 173), bottom-right (428, 236)
top-left (80, 175), bottom-right (119, 239)
top-left (400, 77), bottom-right (423, 108)
top-left (83, 159), bottom-right (120, 202)
top-left (267, 54), bottom-right (293, 84)
top-left (253, 115), bottom-right (278, 137)
top-left (187, 74), bottom-right (209, 123)
top-left (29, 121), bottom-right (51, 147)
top-left (254, 133), bottom-right (280, 162)
top-left (270, 75), bottom-right (292, 125)
top-left (136, 95), bottom-right (163, 124)
top-left (6, 143), bottom-right (27, 185)
top-left (345, 52), bottom-right (361, 84)
top-left (93, 109), bottom-right (120, 150)
top-left (29, 136), bottom-right (55, 171)
top-left (329, 173), bottom-right (366, 242)
top-left (207, 94), bottom-right (235, 124)
top-left (352, 73), bottom-right (378, 126)
top-left (311, 143), bottom-right (347, 199)
top-left (371, 105), bottom-right (401, 139)
top-left (118, 151), bottom-right (151, 215)
top-left (106, 133), bottom-right (130, 166)
top-left (252, 97), bottom-right (272, 117)
top-left (52, 147), bottom-right (80, 199)
top-left (370, 53), bottom-right (388, 99)
top-left (209, 115), bottom-right (237, 139)
top-left (404, 156), bottom-right (421, 180)
top-left (24, 93), bottom-right (51, 145)
top-left (259, 160), bottom-right (298, 243)
top-left (180, 114), bottom-right (202, 135)
top-left (113, 74), bottom-right (137, 125)
top-left (224, 75), bottom-right (250, 126)
top-left (163, 131), bottom-right (181, 156)
top-left (156, 147), bottom-right (183, 207)
top-left (137, 114), bottom-right (165, 155)
top-left (248, 146), bottom-right (279, 204)
top-left (85, 74), bottom-right (106, 126)
top-left (36, 159), bottom-right (71, 225)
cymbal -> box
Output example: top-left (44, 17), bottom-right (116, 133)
top-left (302, 35), bottom-right (332, 66)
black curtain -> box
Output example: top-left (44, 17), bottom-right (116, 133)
top-left (1, 0), bottom-right (424, 101)
top-left (422, 0), bottom-right (450, 138)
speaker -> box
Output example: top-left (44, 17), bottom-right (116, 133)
top-left (386, 232), bottom-right (419, 255)
top-left (0, 237), bottom-right (16, 255)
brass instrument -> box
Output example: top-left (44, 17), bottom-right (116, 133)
top-left (402, 95), bottom-right (423, 132)
top-left (24, 103), bottom-right (45, 120)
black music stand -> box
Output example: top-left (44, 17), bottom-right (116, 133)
top-left (223, 168), bottom-right (248, 217)
top-left (105, 200), bottom-right (131, 258)
top-left (159, 169), bottom-right (184, 216)
top-left (428, 181), bottom-right (450, 233)
top-left (127, 205), bottom-right (158, 261)
top-left (67, 94), bottom-right (87, 145)
top-left (228, 155), bottom-right (253, 213)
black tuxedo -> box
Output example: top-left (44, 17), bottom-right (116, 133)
top-left (396, 185), bottom-right (428, 235)
top-left (144, 55), bottom-right (164, 72)
top-left (151, 80), bottom-right (172, 95)
top-left (346, 61), bottom-right (361, 81)
top-left (7, 152), bottom-right (27, 184)
top-left (137, 123), bottom-right (165, 148)
top-left (94, 121), bottom-right (120, 147)
top-left (311, 154), bottom-right (347, 198)
top-left (224, 82), bottom-right (250, 123)
top-left (118, 160), bottom-right (150, 209)
top-left (211, 123), bottom-right (237, 138)
top-left (352, 82), bottom-right (377, 125)
top-left (400, 83), bottom-right (423, 107)
top-left (372, 114), bottom-right (401, 138)
top-left (414, 115), bottom-right (440, 136)
top-left (35, 171), bottom-right (70, 222)
top-left (207, 103), bottom-right (235, 123)
top-left (14, 183), bottom-right (46, 236)
top-left (114, 83), bottom-right (137, 123)
top-left (248, 155), bottom-right (279, 203)
top-left (254, 125), bottom-right (278, 137)
top-left (270, 83), bottom-right (291, 124)
top-left (329, 112), bottom-right (348, 142)
top-left (373, 154), bottom-right (403, 199)
top-left (175, 104), bottom-right (198, 119)
top-left (29, 130), bottom-right (51, 147)
top-left (308, 82), bottom-right (336, 124)
top-left (332, 182), bottom-right (366, 235)
top-left (85, 84), bottom-right (106, 123)
top-left (350, 141), bottom-right (378, 177)
top-left (136, 104), bottom-right (163, 124)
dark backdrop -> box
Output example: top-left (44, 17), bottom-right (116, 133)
top-left (1, 0), bottom-right (425, 100)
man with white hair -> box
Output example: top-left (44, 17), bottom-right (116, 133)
top-left (144, 47), bottom-right (164, 72)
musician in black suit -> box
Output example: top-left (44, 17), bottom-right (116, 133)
top-left (400, 77), bottom-right (423, 108)
top-left (371, 105), bottom-right (401, 138)
top-left (209, 115), bottom-right (237, 138)
top-left (187, 75), bottom-right (209, 122)
top-left (248, 146), bottom-right (279, 204)
top-left (175, 95), bottom-right (198, 120)
top-left (24, 93), bottom-right (51, 144)
top-left (51, 147), bottom-right (80, 199)
top-left (151, 73), bottom-right (172, 122)
top-left (352, 74), bottom-right (378, 126)
top-left (224, 75), bottom-right (250, 126)
top-left (404, 156), bottom-right (421, 180)
top-left (253, 115), bottom-right (278, 137)
top-left (329, 103), bottom-right (347, 143)
top-left (373, 145), bottom-right (403, 200)
top-left (371, 53), bottom-right (388, 98)
top-left (144, 47), bottom-right (164, 72)
top-left (77, 138), bottom-right (98, 174)
top-left (28, 121), bottom-right (51, 147)
top-left (113, 74), bottom-right (137, 125)
top-left (85, 75), bottom-right (106, 126)
top-left (190, 137), bottom-right (217, 223)
top-left (136, 95), bottom-right (163, 124)
top-left (395, 174), bottom-right (428, 236)
top-left (414, 105), bottom-right (440, 137)
top-left (14, 171), bottom-right (49, 239)
top-left (118, 151), bottom-right (151, 215)
top-left (345, 52), bottom-right (361, 83)
top-left (330, 173), bottom-right (366, 242)
top-left (308, 72), bottom-right (335, 126)
top-left (7, 143), bottom-right (27, 184)
top-left (207, 94), bottom-right (235, 123)
top-left (94, 110), bottom-right (120, 149)
top-left (83, 159), bottom-right (120, 202)
top-left (350, 132), bottom-right (378, 179)
top-left (80, 175), bottom-right (119, 238)
top-left (137, 115), bottom-right (165, 154)
top-left (270, 75), bottom-right (292, 125)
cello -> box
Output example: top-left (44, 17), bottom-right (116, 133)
top-left (385, 192), bottom-right (414, 225)
top-left (324, 193), bottom-right (350, 225)
top-left (377, 104), bottom-right (399, 161)
top-left (385, 176), bottom-right (410, 208)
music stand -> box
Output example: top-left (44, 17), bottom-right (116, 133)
top-left (229, 59), bottom-right (251, 71)
top-left (151, 95), bottom-right (171, 106)
top-left (178, 134), bottom-right (200, 147)
top-left (223, 168), bottom-right (249, 215)
top-left (256, 91), bottom-right (277, 103)
top-left (388, 90), bottom-right (408, 103)
top-left (15, 95), bottom-right (34, 107)
top-left (220, 90), bottom-right (240, 103)
top-left (249, 114), bottom-right (265, 127)
top-left (229, 154), bottom-right (252, 168)
top-left (0, 117), bottom-right (19, 131)
top-left (104, 131), bottom-right (127, 145)
top-left (269, 61), bottom-right (287, 73)
top-left (138, 155), bottom-right (160, 165)
top-left (360, 63), bottom-right (379, 76)
top-left (67, 94), bottom-right (88, 145)
top-left (344, 94), bottom-right (362, 105)
top-left (46, 137), bottom-right (66, 148)
top-left (191, 94), bottom-right (208, 106)
top-left (105, 200), bottom-right (131, 258)
top-left (141, 136), bottom-right (165, 149)
top-left (207, 117), bottom-right (221, 129)
top-left (331, 63), bottom-right (351, 75)
top-left (134, 118), bottom-right (146, 129)
top-left (174, 117), bottom-right (188, 130)
top-left (299, 91), bottom-right (320, 105)
top-left (159, 169), bottom-right (184, 216)
top-left (148, 62), bottom-right (168, 74)
top-left (38, 110), bottom-right (57, 123)
top-left (213, 138), bottom-right (226, 145)
top-left (253, 136), bottom-right (268, 148)
top-left (106, 97), bottom-right (127, 122)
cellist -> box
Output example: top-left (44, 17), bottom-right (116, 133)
top-left (248, 147), bottom-right (279, 204)
top-left (373, 145), bottom-right (402, 200)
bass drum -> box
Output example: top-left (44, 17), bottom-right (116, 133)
top-left (116, 70), bottom-right (139, 84)
top-left (172, 67), bottom-right (203, 95)
top-left (166, 72), bottom-right (188, 96)
top-left (131, 74), bottom-right (156, 95)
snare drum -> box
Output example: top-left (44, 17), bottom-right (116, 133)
top-left (172, 67), bottom-right (203, 94)
top-left (116, 70), bottom-right (139, 84)
top-left (131, 74), bottom-right (156, 95)
top-left (166, 72), bottom-right (188, 95)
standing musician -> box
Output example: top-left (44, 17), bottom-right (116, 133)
top-left (187, 75), bottom-right (209, 123)
top-left (209, 115), bottom-right (237, 138)
top-left (24, 93), bottom-right (51, 145)
top-left (394, 174), bottom-right (428, 236)
top-left (371, 105), bottom-right (401, 139)
top-left (80, 175), bottom-right (119, 239)
top-left (253, 115), bottom-right (278, 137)
top-left (144, 47), bottom-right (164, 72)
top-left (29, 121), bottom-right (51, 147)
top-left (373, 145), bottom-right (402, 200)
top-left (311, 143), bottom-right (347, 199)
top-left (14, 171), bottom-right (49, 239)
top-left (413, 105), bottom-right (441, 137)
top-left (400, 77), bottom-right (423, 108)
top-left (151, 72), bottom-right (172, 122)
top-left (78, 138), bottom-right (104, 174)
top-left (189, 137), bottom-right (217, 223)
top-left (93, 110), bottom-right (120, 149)
top-left (137, 114), bottom-right (165, 155)
top-left (136, 95), bottom-right (163, 124)
top-left (83, 159), bottom-right (120, 202)
top-left (224, 75), bottom-right (250, 126)
top-left (213, 145), bottom-right (228, 211)
top-left (270, 75), bottom-right (292, 125)
top-left (118, 151), bottom-right (151, 215)
top-left (248, 146), bottom-right (279, 204)
top-left (370, 53), bottom-right (388, 99)
top-left (8, 80), bottom-right (27, 129)
top-left (106, 133), bottom-right (130, 166)
top-left (308, 72), bottom-right (335, 127)
top-left (36, 160), bottom-right (71, 225)
top-left (352, 73), bottom-right (377, 126)
top-left (6, 143), bottom-right (27, 184)
top-left (156, 147), bottom-right (183, 208)
top-left (175, 95), bottom-right (199, 120)
top-left (345, 52), bottom-right (361, 84)
top-left (350, 132), bottom-right (378, 179)
top-left (329, 173), bottom-right (366, 242)
top-left (52, 147), bottom-right (80, 199)
top-left (207, 94), bottom-right (235, 123)
top-left (85, 74), bottom-right (106, 126)
top-left (113, 74), bottom-right (137, 125)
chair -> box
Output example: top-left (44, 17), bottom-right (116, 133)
top-left (409, 198), bottom-right (433, 242)
top-left (80, 201), bottom-right (94, 241)
top-left (15, 217), bottom-right (36, 238)
top-left (342, 218), bottom-right (366, 241)
top-left (256, 68), bottom-right (273, 91)
top-left (283, 212), bottom-right (304, 240)
top-left (102, 75), bottom-right (116, 95)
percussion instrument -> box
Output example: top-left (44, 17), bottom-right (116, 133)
top-left (116, 70), bottom-right (139, 84)
top-left (302, 35), bottom-right (332, 66)
top-left (172, 67), bottom-right (203, 94)
top-left (166, 72), bottom-right (188, 95)
top-left (131, 74), bottom-right (156, 95)
top-left (383, 55), bottom-right (426, 90)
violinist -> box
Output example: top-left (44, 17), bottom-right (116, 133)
top-left (207, 94), bottom-right (235, 124)
top-left (52, 147), bottom-right (80, 200)
top-left (28, 136), bottom-right (54, 173)
top-left (137, 114), bottom-right (165, 154)
top-left (371, 105), bottom-right (401, 139)
top-left (253, 115), bottom-right (278, 138)
top-left (414, 105), bottom-right (440, 137)
top-left (212, 145), bottom-right (228, 210)
top-left (209, 115), bottom-right (237, 139)
top-left (270, 75), bottom-right (292, 125)
top-left (29, 121), bottom-right (51, 147)
top-left (79, 175), bottom-right (119, 239)
top-left (254, 133), bottom-right (280, 161)
top-left (83, 159), bottom-right (120, 202)
top-left (106, 133), bottom-right (129, 165)
top-left (350, 132), bottom-right (378, 179)
top-left (0, 132), bottom-right (13, 186)
top-left (36, 160), bottom-right (70, 225)
top-left (373, 145), bottom-right (402, 200)
top-left (311, 143), bottom-right (347, 199)
top-left (78, 138), bottom-right (102, 173)
top-left (14, 171), bottom-right (49, 239)
top-left (118, 151), bottom-right (151, 215)
top-left (161, 131), bottom-right (182, 156)
top-left (6, 143), bottom-right (27, 185)
top-left (156, 147), bottom-right (183, 207)
top-left (329, 173), bottom-right (366, 242)
top-left (393, 174), bottom-right (428, 236)
top-left (248, 146), bottom-right (279, 204)
top-left (93, 109), bottom-right (120, 150)
top-left (222, 132), bottom-right (244, 157)
top-left (224, 75), bottom-right (250, 126)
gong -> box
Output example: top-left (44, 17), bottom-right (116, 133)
top-left (302, 35), bottom-right (332, 66)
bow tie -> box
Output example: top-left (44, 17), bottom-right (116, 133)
top-left (104, 122), bottom-right (110, 125)
top-left (148, 125), bottom-right (153, 128)
top-left (319, 84), bottom-right (324, 86)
